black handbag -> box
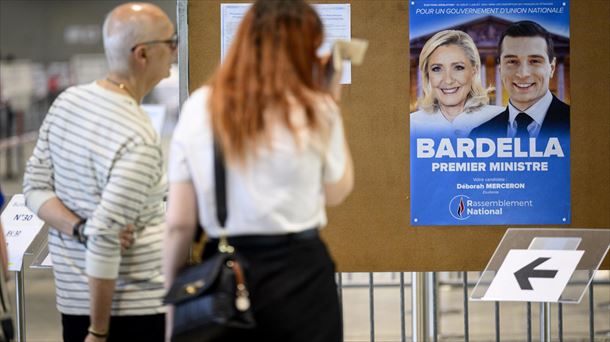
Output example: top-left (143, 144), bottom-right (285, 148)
top-left (164, 138), bottom-right (256, 342)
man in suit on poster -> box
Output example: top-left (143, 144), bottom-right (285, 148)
top-left (470, 20), bottom-right (569, 139)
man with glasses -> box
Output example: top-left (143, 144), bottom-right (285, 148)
top-left (23, 3), bottom-right (175, 341)
top-left (131, 33), bottom-right (178, 52)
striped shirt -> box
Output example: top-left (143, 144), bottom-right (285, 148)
top-left (23, 82), bottom-right (166, 316)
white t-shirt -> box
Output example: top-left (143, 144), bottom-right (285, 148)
top-left (168, 87), bottom-right (346, 237)
top-left (410, 104), bottom-right (503, 137)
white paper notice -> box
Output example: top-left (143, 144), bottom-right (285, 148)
top-left (220, 3), bottom-right (352, 83)
top-left (0, 194), bottom-right (45, 271)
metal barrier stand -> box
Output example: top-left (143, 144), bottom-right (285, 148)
top-left (177, 0), bottom-right (189, 111)
top-left (399, 272), bottom-right (406, 342)
top-left (462, 272), bottom-right (469, 342)
top-left (412, 272), bottom-right (433, 341)
top-left (527, 302), bottom-right (532, 342)
top-left (589, 281), bottom-right (594, 342)
top-left (540, 302), bottom-right (551, 342)
top-left (15, 265), bottom-right (26, 342)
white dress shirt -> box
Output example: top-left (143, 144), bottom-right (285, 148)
top-left (410, 104), bottom-right (503, 137)
top-left (507, 90), bottom-right (553, 138)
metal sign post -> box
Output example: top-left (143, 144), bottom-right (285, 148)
top-left (540, 302), bottom-right (551, 342)
top-left (472, 228), bottom-right (610, 342)
top-left (1, 195), bottom-right (47, 342)
top-left (15, 265), bottom-right (26, 342)
top-left (177, 0), bottom-right (189, 110)
top-left (412, 272), bottom-right (433, 341)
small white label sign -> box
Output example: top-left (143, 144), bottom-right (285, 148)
top-left (0, 194), bottom-right (45, 271)
top-left (483, 249), bottom-right (583, 302)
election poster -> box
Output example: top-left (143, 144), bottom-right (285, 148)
top-left (409, 0), bottom-right (570, 225)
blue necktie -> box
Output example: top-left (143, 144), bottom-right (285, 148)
top-left (515, 112), bottom-right (533, 139)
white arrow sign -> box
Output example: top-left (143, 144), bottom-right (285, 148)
top-left (483, 249), bottom-right (583, 302)
top-left (0, 194), bottom-right (45, 271)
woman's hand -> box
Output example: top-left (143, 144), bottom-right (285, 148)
top-left (320, 53), bottom-right (342, 102)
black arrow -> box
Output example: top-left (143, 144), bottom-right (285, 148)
top-left (514, 257), bottom-right (558, 290)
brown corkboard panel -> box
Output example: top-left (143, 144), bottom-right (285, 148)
top-left (188, 0), bottom-right (610, 271)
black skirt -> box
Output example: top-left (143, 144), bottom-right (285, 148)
top-left (202, 229), bottom-right (342, 342)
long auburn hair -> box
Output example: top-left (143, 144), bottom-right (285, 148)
top-left (209, 0), bottom-right (327, 164)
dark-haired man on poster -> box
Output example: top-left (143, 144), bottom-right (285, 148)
top-left (470, 20), bottom-right (569, 139)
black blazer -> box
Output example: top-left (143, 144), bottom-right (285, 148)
top-left (470, 95), bottom-right (570, 139)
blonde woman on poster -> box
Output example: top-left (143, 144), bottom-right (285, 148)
top-left (410, 30), bottom-right (502, 137)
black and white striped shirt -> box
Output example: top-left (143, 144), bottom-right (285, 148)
top-left (23, 82), bottom-right (166, 316)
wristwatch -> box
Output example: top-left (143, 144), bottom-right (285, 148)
top-left (72, 219), bottom-right (88, 245)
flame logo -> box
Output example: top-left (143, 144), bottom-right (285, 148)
top-left (449, 195), bottom-right (470, 220)
top-left (457, 197), bottom-right (465, 217)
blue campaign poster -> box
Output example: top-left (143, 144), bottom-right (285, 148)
top-left (409, 0), bottom-right (571, 226)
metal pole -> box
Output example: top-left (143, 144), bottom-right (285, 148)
top-left (430, 272), bottom-right (437, 342)
top-left (399, 272), bottom-right (406, 342)
top-left (494, 301), bottom-right (500, 342)
top-left (540, 302), bottom-right (551, 342)
top-left (558, 303), bottom-right (563, 342)
top-left (15, 110), bottom-right (24, 176)
top-left (5, 106), bottom-right (15, 178)
top-left (177, 0), bottom-right (189, 110)
top-left (15, 267), bottom-right (26, 342)
top-left (336, 272), bottom-right (343, 308)
top-left (527, 302), bottom-right (532, 342)
top-left (462, 272), bottom-right (469, 342)
top-left (369, 273), bottom-right (375, 342)
top-left (588, 281), bottom-right (594, 342)
top-left (411, 272), bottom-right (429, 342)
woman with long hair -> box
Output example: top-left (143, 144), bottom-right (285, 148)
top-left (163, 1), bottom-right (353, 341)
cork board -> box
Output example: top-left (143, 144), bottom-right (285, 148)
top-left (188, 0), bottom-right (610, 271)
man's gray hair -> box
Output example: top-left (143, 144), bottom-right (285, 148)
top-left (102, 10), bottom-right (153, 75)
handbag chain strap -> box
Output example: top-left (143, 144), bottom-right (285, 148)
top-left (213, 136), bottom-right (235, 254)
top-left (213, 135), bottom-right (252, 311)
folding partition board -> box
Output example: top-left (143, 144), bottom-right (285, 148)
top-left (187, 0), bottom-right (610, 271)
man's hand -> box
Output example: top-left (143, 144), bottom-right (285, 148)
top-left (119, 224), bottom-right (135, 251)
top-left (84, 332), bottom-right (106, 342)
top-left (35, 198), bottom-right (135, 250)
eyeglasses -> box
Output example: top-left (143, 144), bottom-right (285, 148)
top-left (130, 33), bottom-right (178, 52)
